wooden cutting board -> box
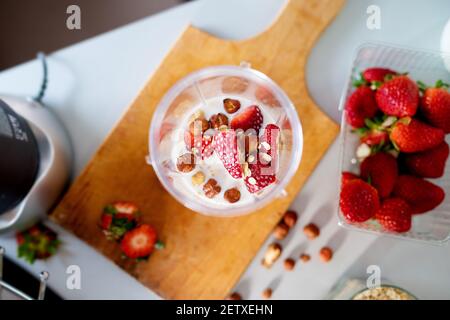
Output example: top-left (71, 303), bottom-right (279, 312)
top-left (51, 0), bottom-right (344, 299)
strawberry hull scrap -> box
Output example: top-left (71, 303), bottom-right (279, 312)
top-left (16, 223), bottom-right (61, 264)
top-left (99, 201), bottom-right (163, 260)
top-left (341, 68), bottom-right (449, 234)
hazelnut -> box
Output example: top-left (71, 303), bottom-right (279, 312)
top-left (273, 222), bottom-right (289, 240)
top-left (188, 110), bottom-right (205, 123)
top-left (262, 288), bottom-right (272, 299)
top-left (319, 247), bottom-right (333, 262)
top-left (222, 76), bottom-right (249, 94)
top-left (189, 118), bottom-right (210, 135)
top-left (176, 153), bottom-right (195, 173)
top-left (299, 253), bottom-right (311, 263)
top-left (255, 85), bottom-right (281, 108)
top-left (223, 98), bottom-right (241, 114)
top-left (226, 292), bottom-right (242, 300)
top-left (283, 210), bottom-right (298, 228)
top-left (262, 243), bottom-right (282, 268)
top-left (283, 258), bottom-right (295, 271)
top-left (303, 223), bottom-right (320, 240)
top-left (203, 179), bottom-right (221, 198)
top-left (191, 171), bottom-right (205, 186)
top-left (209, 113), bottom-right (229, 129)
top-left (224, 188), bottom-right (241, 203)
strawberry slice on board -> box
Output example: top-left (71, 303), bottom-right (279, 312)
top-left (213, 130), bottom-right (243, 179)
top-left (100, 202), bottom-right (139, 240)
top-left (230, 105), bottom-right (264, 133)
top-left (120, 224), bottom-right (158, 259)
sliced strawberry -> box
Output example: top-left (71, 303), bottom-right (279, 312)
top-left (100, 214), bottom-right (113, 230)
top-left (185, 131), bottom-right (214, 159)
top-left (230, 105), bottom-right (263, 133)
top-left (112, 201), bottom-right (139, 221)
top-left (244, 162), bottom-right (276, 193)
top-left (213, 130), bottom-right (243, 179)
top-left (340, 180), bottom-right (380, 223)
top-left (120, 224), bottom-right (157, 259)
top-left (345, 86), bottom-right (378, 128)
top-left (404, 142), bottom-right (449, 178)
top-left (393, 175), bottom-right (445, 214)
top-left (341, 172), bottom-right (359, 186)
top-left (360, 152), bottom-right (398, 198)
top-left (259, 124), bottom-right (280, 169)
top-left (375, 198), bottom-right (412, 233)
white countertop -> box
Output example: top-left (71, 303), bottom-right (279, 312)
top-left (1, 0), bottom-right (450, 299)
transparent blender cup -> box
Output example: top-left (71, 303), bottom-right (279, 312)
top-left (148, 63), bottom-right (302, 216)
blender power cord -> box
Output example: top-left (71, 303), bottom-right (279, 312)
top-left (33, 52), bottom-right (48, 103)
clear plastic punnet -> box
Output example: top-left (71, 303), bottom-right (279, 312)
top-left (338, 43), bottom-right (450, 244)
top-left (148, 63), bottom-right (303, 217)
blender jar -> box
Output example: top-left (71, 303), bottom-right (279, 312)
top-left (148, 64), bottom-right (302, 216)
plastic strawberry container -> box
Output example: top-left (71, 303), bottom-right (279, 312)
top-left (338, 43), bottom-right (450, 244)
top-left (148, 63), bottom-right (302, 217)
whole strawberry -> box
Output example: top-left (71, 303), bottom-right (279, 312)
top-left (404, 142), bottom-right (449, 178)
top-left (390, 118), bottom-right (444, 153)
top-left (376, 75), bottom-right (419, 117)
top-left (363, 68), bottom-right (397, 84)
top-left (345, 86), bottom-right (378, 128)
top-left (393, 175), bottom-right (445, 214)
top-left (375, 198), bottom-right (412, 233)
top-left (340, 180), bottom-right (380, 223)
top-left (420, 81), bottom-right (450, 133)
top-left (341, 172), bottom-right (359, 186)
top-left (360, 152), bottom-right (398, 198)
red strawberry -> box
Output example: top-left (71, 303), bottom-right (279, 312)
top-left (404, 142), bottom-right (449, 178)
top-left (213, 130), bottom-right (243, 179)
top-left (393, 175), bottom-right (445, 214)
top-left (420, 85), bottom-right (450, 133)
top-left (376, 76), bottom-right (419, 117)
top-left (363, 68), bottom-right (397, 83)
top-left (100, 214), bottom-right (113, 229)
top-left (112, 201), bottom-right (139, 221)
top-left (185, 131), bottom-right (214, 159)
top-left (345, 86), bottom-right (378, 128)
top-left (230, 105), bottom-right (263, 132)
top-left (360, 152), bottom-right (398, 198)
top-left (244, 162), bottom-right (276, 193)
top-left (260, 124), bottom-right (280, 168)
top-left (375, 198), bottom-right (412, 232)
top-left (340, 180), bottom-right (380, 223)
top-left (360, 130), bottom-right (389, 147)
top-left (120, 224), bottom-right (157, 259)
top-left (390, 118), bottom-right (445, 153)
top-left (341, 172), bottom-right (359, 186)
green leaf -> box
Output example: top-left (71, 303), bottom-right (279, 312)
top-left (104, 205), bottom-right (118, 215)
top-left (155, 241), bottom-right (165, 250)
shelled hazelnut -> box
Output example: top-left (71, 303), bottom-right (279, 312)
top-left (299, 253), bottom-right (311, 263)
top-left (191, 171), bottom-right (205, 186)
top-left (224, 188), bottom-right (241, 203)
top-left (303, 223), bottom-right (320, 240)
top-left (223, 98), bottom-right (241, 114)
top-left (319, 247), bottom-right (333, 262)
top-left (222, 76), bottom-right (249, 94)
top-left (273, 222), bottom-right (289, 240)
top-left (209, 113), bottom-right (229, 129)
top-left (262, 288), bottom-right (272, 299)
top-left (226, 292), bottom-right (242, 300)
top-left (203, 179), bottom-right (221, 198)
top-left (261, 243), bottom-right (282, 268)
top-left (283, 258), bottom-right (295, 271)
top-left (176, 153), bottom-right (195, 173)
top-left (189, 118), bottom-right (210, 135)
top-left (282, 210), bottom-right (298, 228)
